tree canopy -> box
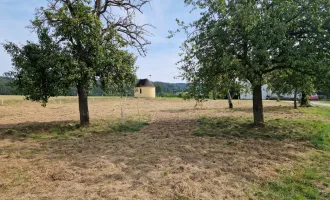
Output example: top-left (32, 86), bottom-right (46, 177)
top-left (172, 0), bottom-right (330, 125)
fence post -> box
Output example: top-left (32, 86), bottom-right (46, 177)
top-left (121, 108), bottom-right (124, 124)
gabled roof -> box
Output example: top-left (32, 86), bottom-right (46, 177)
top-left (135, 79), bottom-right (155, 87)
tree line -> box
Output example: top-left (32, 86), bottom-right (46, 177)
top-left (0, 76), bottom-right (15, 95)
top-left (154, 82), bottom-right (188, 97)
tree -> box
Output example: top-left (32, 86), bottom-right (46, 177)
top-left (3, 0), bottom-right (151, 125)
top-left (188, 72), bottom-right (239, 109)
top-left (268, 70), bottom-right (316, 109)
top-left (315, 66), bottom-right (330, 100)
top-left (155, 84), bottom-right (163, 96)
top-left (171, 0), bottom-right (330, 125)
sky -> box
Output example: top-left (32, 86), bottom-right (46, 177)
top-left (0, 0), bottom-right (197, 83)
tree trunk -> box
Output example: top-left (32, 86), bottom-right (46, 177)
top-left (253, 85), bottom-right (264, 126)
top-left (228, 91), bottom-right (233, 109)
top-left (300, 92), bottom-right (310, 107)
top-left (77, 85), bottom-right (90, 125)
top-left (276, 92), bottom-right (281, 102)
top-left (294, 89), bottom-right (298, 109)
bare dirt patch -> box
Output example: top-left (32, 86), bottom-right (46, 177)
top-left (0, 98), bottom-right (312, 199)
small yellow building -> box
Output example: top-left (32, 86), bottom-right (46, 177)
top-left (134, 79), bottom-right (156, 98)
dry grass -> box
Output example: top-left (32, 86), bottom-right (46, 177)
top-left (0, 97), bottom-right (329, 199)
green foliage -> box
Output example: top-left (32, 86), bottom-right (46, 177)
top-left (268, 70), bottom-right (315, 100)
top-left (195, 117), bottom-right (330, 151)
top-left (3, 28), bottom-right (74, 105)
top-left (2, 0), bottom-right (151, 124)
top-left (181, 92), bottom-right (191, 100)
top-left (154, 82), bottom-right (188, 97)
top-left (172, 0), bottom-right (330, 123)
top-left (0, 77), bottom-right (15, 95)
top-left (316, 70), bottom-right (330, 97)
top-left (4, 1), bottom-right (138, 103)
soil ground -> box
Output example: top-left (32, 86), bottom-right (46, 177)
top-left (0, 97), bottom-right (328, 199)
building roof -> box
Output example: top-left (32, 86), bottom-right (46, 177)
top-left (135, 79), bottom-right (155, 87)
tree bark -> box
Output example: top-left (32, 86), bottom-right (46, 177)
top-left (228, 90), bottom-right (233, 109)
top-left (294, 89), bottom-right (298, 109)
top-left (276, 92), bottom-right (281, 102)
top-left (95, 0), bottom-right (102, 18)
top-left (253, 85), bottom-right (264, 126)
top-left (77, 85), bottom-right (90, 125)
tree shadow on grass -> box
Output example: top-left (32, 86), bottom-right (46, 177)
top-left (195, 116), bottom-right (330, 151)
top-left (0, 120), bottom-right (78, 140)
top-left (0, 117), bottom-right (151, 141)
top-left (0, 117), bottom-right (314, 199)
top-left (159, 108), bottom-right (210, 113)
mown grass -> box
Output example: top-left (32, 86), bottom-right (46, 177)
top-left (252, 151), bottom-right (330, 200)
top-left (299, 106), bottom-right (330, 120)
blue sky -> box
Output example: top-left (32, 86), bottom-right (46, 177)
top-left (0, 0), bottom-right (196, 83)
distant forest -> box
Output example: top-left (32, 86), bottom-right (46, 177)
top-left (0, 76), bottom-right (14, 95)
top-left (0, 76), bottom-right (188, 97)
top-left (153, 82), bottom-right (188, 97)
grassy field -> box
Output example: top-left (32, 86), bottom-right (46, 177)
top-left (0, 96), bottom-right (330, 199)
top-left (320, 100), bottom-right (330, 104)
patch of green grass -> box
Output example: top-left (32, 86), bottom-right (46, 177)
top-left (300, 106), bottom-right (330, 120)
top-left (110, 120), bottom-right (149, 133)
top-left (252, 152), bottom-right (330, 200)
top-left (195, 116), bottom-right (330, 151)
top-left (174, 194), bottom-right (190, 200)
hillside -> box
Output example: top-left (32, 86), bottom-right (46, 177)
top-left (153, 81), bottom-right (188, 96)
top-left (0, 76), bottom-right (14, 95)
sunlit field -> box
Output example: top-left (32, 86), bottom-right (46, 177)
top-left (1, 96), bottom-right (330, 199)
